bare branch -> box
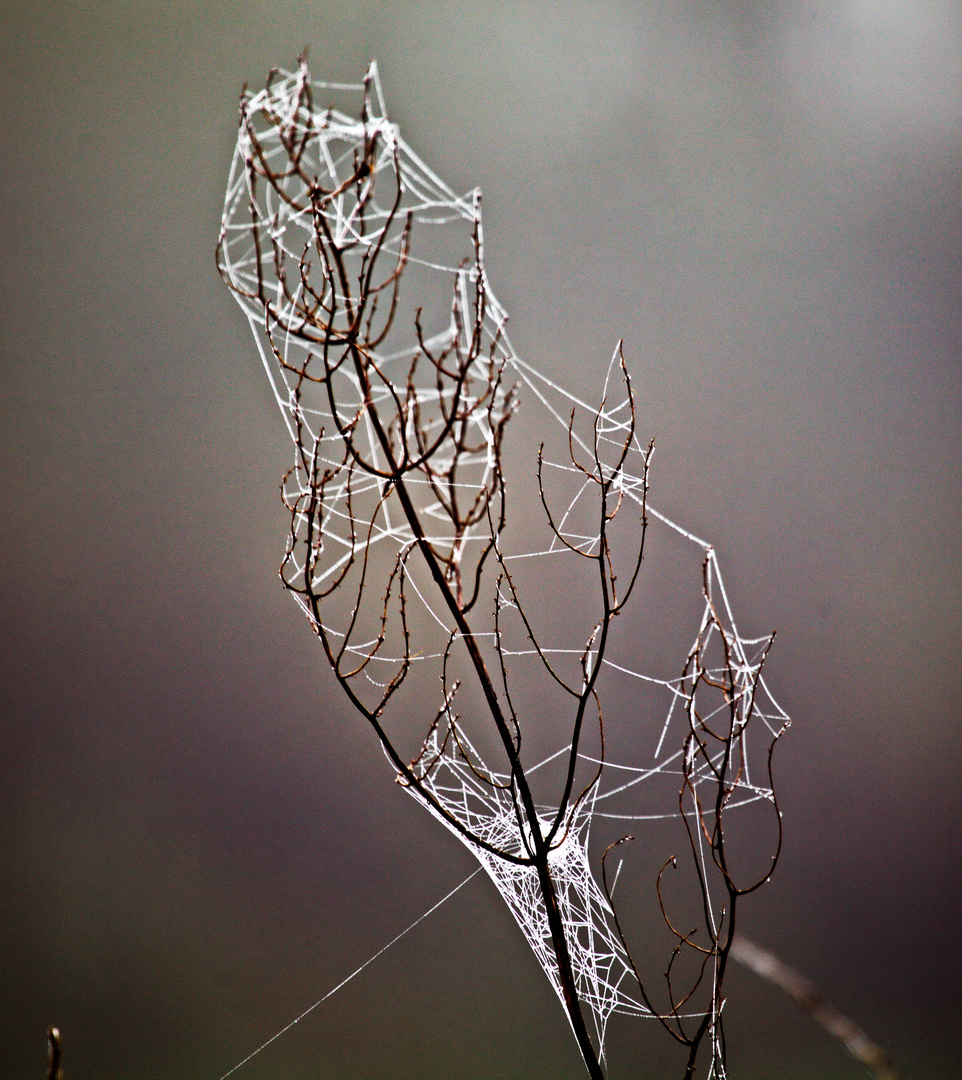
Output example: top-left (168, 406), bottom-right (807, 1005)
top-left (218, 59), bottom-right (793, 1080)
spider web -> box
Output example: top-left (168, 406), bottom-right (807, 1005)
top-left (217, 57), bottom-right (789, 1061)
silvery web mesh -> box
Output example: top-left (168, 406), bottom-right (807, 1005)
top-left (217, 57), bottom-right (789, 1060)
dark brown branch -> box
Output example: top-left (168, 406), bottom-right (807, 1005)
top-left (216, 59), bottom-right (791, 1080)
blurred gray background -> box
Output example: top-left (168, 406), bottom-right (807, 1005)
top-left (2, 1), bottom-right (959, 1077)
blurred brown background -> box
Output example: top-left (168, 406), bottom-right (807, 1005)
top-left (1, 2), bottom-right (959, 1077)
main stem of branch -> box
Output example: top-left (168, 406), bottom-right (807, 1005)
top-left (535, 855), bottom-right (606, 1079)
top-left (379, 450), bottom-right (604, 1078)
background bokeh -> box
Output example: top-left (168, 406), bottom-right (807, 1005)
top-left (2, 2), bottom-right (959, 1077)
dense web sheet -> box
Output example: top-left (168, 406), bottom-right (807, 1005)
top-left (217, 58), bottom-right (789, 1062)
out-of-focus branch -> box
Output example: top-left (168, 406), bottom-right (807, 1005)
top-left (46, 1027), bottom-right (62, 1080)
top-left (731, 935), bottom-right (903, 1080)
